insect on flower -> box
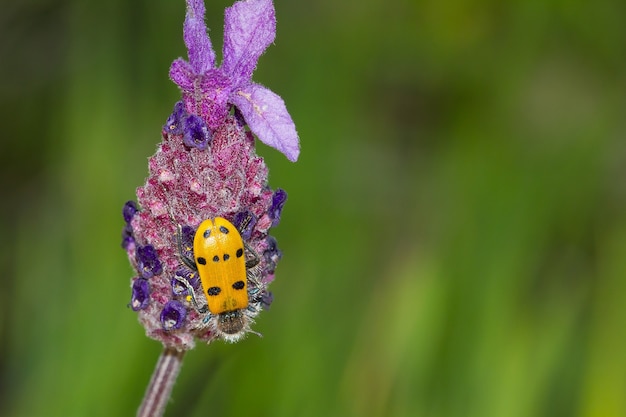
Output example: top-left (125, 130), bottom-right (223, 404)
top-left (174, 217), bottom-right (265, 342)
top-left (124, 0), bottom-right (295, 350)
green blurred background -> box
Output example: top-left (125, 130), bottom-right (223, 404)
top-left (2, 0), bottom-right (626, 416)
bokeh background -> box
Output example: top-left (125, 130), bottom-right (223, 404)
top-left (2, 0), bottom-right (626, 416)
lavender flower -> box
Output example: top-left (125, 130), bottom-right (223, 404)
top-left (135, 245), bottom-right (163, 279)
top-left (170, 0), bottom-right (300, 161)
top-left (123, 200), bottom-right (139, 223)
top-left (233, 209), bottom-right (257, 240)
top-left (161, 301), bottom-right (188, 331)
top-left (131, 278), bottom-right (150, 311)
top-left (182, 114), bottom-right (212, 150)
top-left (268, 188), bottom-right (287, 226)
top-left (123, 0), bottom-right (297, 351)
top-left (121, 201), bottom-right (138, 248)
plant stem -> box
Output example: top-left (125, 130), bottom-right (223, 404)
top-left (137, 348), bottom-right (186, 417)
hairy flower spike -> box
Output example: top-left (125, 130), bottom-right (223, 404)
top-left (123, 0), bottom-right (298, 350)
top-left (170, 0), bottom-right (300, 161)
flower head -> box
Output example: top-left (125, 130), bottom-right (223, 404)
top-left (123, 0), bottom-right (296, 350)
top-left (170, 0), bottom-right (300, 161)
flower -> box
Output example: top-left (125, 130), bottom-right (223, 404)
top-left (161, 301), bottom-right (188, 331)
top-left (169, 0), bottom-right (300, 162)
top-left (121, 201), bottom-right (138, 249)
top-left (233, 209), bottom-right (257, 240)
top-left (122, 0), bottom-right (296, 350)
top-left (268, 188), bottom-right (287, 226)
top-left (123, 200), bottom-right (139, 223)
top-left (135, 244), bottom-right (163, 279)
top-left (131, 278), bottom-right (151, 311)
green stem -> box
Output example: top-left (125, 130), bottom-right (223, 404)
top-left (137, 348), bottom-right (186, 417)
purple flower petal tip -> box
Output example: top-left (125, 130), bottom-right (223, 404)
top-left (178, 226), bottom-right (196, 260)
top-left (123, 200), bottom-right (139, 223)
top-left (121, 224), bottom-right (134, 249)
top-left (263, 235), bottom-right (282, 265)
top-left (136, 245), bottom-right (163, 278)
top-left (231, 85), bottom-right (300, 162)
top-left (234, 210), bottom-right (258, 240)
top-left (131, 278), bottom-right (150, 311)
top-left (184, 0), bottom-right (215, 73)
top-left (161, 300), bottom-right (187, 331)
top-left (183, 114), bottom-right (212, 150)
top-left (163, 101), bottom-right (186, 135)
top-left (222, 0), bottom-right (276, 82)
top-left (269, 188), bottom-right (287, 226)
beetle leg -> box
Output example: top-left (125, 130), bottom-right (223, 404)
top-left (244, 241), bottom-right (260, 269)
top-left (247, 268), bottom-right (263, 291)
top-left (172, 275), bottom-right (208, 314)
top-left (202, 313), bottom-right (214, 324)
top-left (235, 212), bottom-right (260, 268)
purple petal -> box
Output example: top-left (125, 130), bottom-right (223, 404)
top-left (131, 278), bottom-right (150, 311)
top-left (163, 101), bottom-right (187, 135)
top-left (169, 58), bottom-right (196, 91)
top-left (121, 223), bottom-right (134, 249)
top-left (263, 235), bottom-right (282, 266)
top-left (222, 0), bottom-right (276, 83)
top-left (160, 300), bottom-right (187, 331)
top-left (122, 200), bottom-right (139, 223)
top-left (179, 225), bottom-right (196, 260)
top-left (268, 188), bottom-right (287, 226)
top-left (183, 114), bottom-right (212, 150)
top-left (230, 83), bottom-right (300, 161)
top-left (136, 245), bottom-right (163, 278)
top-left (184, 0), bottom-right (215, 73)
top-left (233, 210), bottom-right (257, 240)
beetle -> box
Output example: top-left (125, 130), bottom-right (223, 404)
top-left (173, 217), bottom-right (262, 342)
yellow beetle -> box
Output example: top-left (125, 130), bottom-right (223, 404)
top-left (174, 217), bottom-right (260, 341)
top-left (195, 217), bottom-right (249, 315)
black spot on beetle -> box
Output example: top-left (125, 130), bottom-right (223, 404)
top-left (197, 257), bottom-right (207, 265)
top-left (208, 286), bottom-right (221, 296)
top-left (232, 281), bottom-right (245, 290)
top-left (220, 225), bottom-right (229, 234)
top-left (203, 229), bottom-right (211, 238)
top-left (212, 255), bottom-right (219, 262)
top-left (223, 253), bottom-right (230, 261)
top-left (236, 248), bottom-right (243, 258)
